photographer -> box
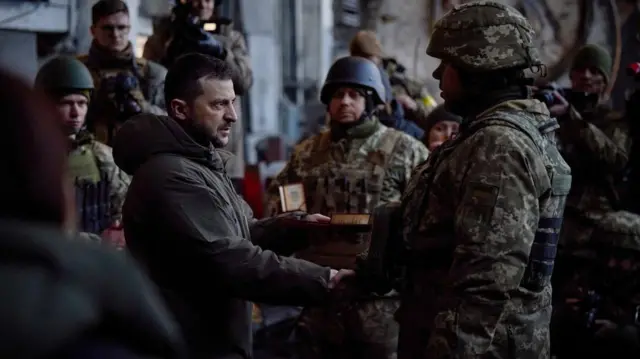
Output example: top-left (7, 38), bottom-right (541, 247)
top-left (79, 0), bottom-right (168, 145)
top-left (159, 0), bottom-right (253, 194)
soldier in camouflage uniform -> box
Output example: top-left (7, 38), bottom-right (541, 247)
top-left (551, 45), bottom-right (638, 312)
top-left (384, 2), bottom-right (572, 358)
top-left (148, 0), bottom-right (253, 192)
top-left (80, 0), bottom-right (167, 145)
top-left (265, 56), bottom-right (429, 359)
top-left (35, 56), bottom-right (130, 248)
top-left (552, 211), bottom-right (640, 358)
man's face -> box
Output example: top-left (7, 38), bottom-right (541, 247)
top-left (91, 12), bottom-right (130, 52)
top-left (427, 120), bottom-right (459, 151)
top-left (433, 61), bottom-right (463, 104)
top-left (56, 94), bottom-right (89, 135)
top-left (190, 78), bottom-right (237, 147)
top-left (570, 67), bottom-right (606, 95)
top-left (328, 87), bottom-right (366, 123)
top-left (190, 0), bottom-right (216, 20)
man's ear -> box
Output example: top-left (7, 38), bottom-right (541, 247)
top-left (90, 25), bottom-right (96, 38)
top-left (170, 99), bottom-right (190, 121)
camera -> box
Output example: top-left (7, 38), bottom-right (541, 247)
top-left (103, 73), bottom-right (142, 122)
top-left (533, 84), bottom-right (568, 107)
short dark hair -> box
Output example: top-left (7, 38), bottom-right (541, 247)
top-left (164, 53), bottom-right (235, 110)
top-left (92, 0), bottom-right (129, 24)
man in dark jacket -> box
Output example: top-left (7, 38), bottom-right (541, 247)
top-left (112, 53), bottom-right (351, 359)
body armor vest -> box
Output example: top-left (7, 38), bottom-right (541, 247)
top-left (69, 144), bottom-right (112, 234)
top-left (295, 128), bottom-right (403, 269)
top-left (402, 104), bottom-right (571, 292)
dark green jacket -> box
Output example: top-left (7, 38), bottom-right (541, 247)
top-left (112, 114), bottom-right (331, 359)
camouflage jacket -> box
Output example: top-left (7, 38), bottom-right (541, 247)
top-left (265, 119), bottom-right (428, 217)
top-left (557, 106), bottom-right (631, 247)
top-left (88, 140), bottom-right (131, 223)
top-left (398, 99), bottom-right (570, 358)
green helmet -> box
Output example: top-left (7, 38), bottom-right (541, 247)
top-left (35, 56), bottom-right (94, 92)
top-left (426, 1), bottom-right (542, 72)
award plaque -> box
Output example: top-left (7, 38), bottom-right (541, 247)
top-left (278, 183), bottom-right (307, 212)
top-left (329, 213), bottom-right (372, 232)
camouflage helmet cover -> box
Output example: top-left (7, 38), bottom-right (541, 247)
top-left (35, 56), bottom-right (94, 91)
top-left (426, 1), bottom-right (543, 72)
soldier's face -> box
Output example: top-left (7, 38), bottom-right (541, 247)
top-left (191, 0), bottom-right (216, 20)
top-left (56, 94), bottom-right (88, 135)
top-left (328, 87), bottom-right (366, 123)
top-left (570, 67), bottom-right (606, 95)
top-left (91, 12), bottom-right (131, 52)
top-left (174, 78), bottom-right (237, 147)
top-left (433, 62), bottom-right (463, 104)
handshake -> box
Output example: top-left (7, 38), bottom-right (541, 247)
top-left (301, 213), bottom-right (359, 291)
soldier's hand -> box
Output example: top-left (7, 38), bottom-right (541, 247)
top-left (548, 91), bottom-right (570, 117)
top-left (396, 94), bottom-right (418, 111)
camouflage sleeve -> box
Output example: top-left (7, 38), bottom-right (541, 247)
top-left (562, 110), bottom-right (629, 173)
top-left (142, 61), bottom-right (168, 114)
top-left (224, 30), bottom-right (253, 95)
top-left (427, 128), bottom-right (547, 356)
top-left (92, 142), bottom-right (131, 224)
top-left (380, 135), bottom-right (429, 204)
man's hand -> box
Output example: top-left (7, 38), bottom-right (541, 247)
top-left (329, 269), bottom-right (356, 289)
top-left (395, 94), bottom-right (418, 111)
top-left (304, 213), bottom-right (331, 223)
top-left (548, 91), bottom-right (570, 117)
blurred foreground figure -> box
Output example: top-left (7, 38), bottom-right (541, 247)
top-left (0, 69), bottom-right (185, 359)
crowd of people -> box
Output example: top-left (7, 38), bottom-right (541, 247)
top-left (2, 0), bottom-right (640, 358)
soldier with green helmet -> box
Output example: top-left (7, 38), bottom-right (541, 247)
top-left (266, 56), bottom-right (428, 359)
top-left (348, 2), bottom-right (572, 358)
top-left (35, 56), bottom-right (130, 248)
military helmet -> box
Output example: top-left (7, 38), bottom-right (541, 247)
top-left (320, 56), bottom-right (385, 105)
top-left (426, 1), bottom-right (542, 72)
top-left (35, 56), bottom-right (94, 92)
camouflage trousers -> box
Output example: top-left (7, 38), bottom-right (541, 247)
top-left (295, 298), bottom-right (400, 359)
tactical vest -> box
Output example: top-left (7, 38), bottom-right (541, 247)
top-left (403, 105), bottom-right (571, 292)
top-left (69, 144), bottom-right (112, 234)
top-left (79, 55), bottom-right (149, 145)
top-left (295, 128), bottom-right (404, 269)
